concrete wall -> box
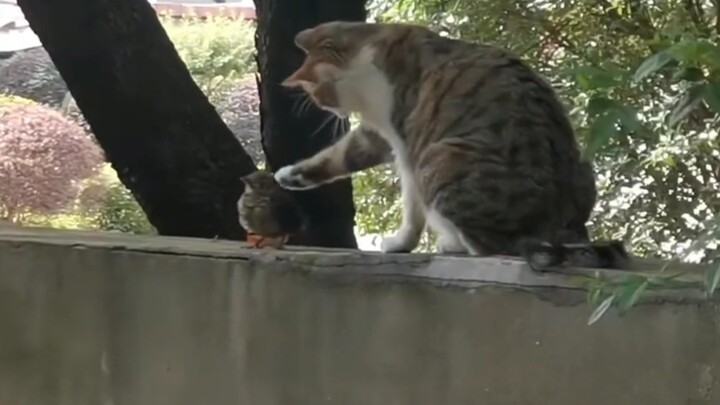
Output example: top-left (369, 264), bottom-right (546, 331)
top-left (0, 226), bottom-right (718, 405)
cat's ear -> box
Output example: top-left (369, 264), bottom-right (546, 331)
top-left (294, 28), bottom-right (313, 51)
top-left (283, 28), bottom-right (320, 89)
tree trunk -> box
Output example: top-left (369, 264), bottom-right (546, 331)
top-left (254, 0), bottom-right (366, 249)
top-left (17, 0), bottom-right (257, 240)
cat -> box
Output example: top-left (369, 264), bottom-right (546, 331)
top-left (273, 20), bottom-right (628, 268)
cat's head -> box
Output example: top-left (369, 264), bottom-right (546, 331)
top-left (281, 22), bottom-right (417, 117)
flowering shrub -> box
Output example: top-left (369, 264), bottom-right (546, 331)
top-left (0, 98), bottom-right (104, 222)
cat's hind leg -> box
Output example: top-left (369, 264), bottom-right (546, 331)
top-left (425, 209), bottom-right (471, 254)
top-left (426, 190), bottom-right (514, 257)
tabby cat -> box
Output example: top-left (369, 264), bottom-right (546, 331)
top-left (274, 21), bottom-right (627, 268)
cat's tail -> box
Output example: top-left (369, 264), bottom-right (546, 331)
top-left (517, 238), bottom-right (630, 272)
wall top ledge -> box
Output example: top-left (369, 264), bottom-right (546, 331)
top-left (0, 225), bottom-right (711, 301)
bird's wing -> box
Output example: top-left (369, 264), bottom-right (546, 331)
top-left (270, 194), bottom-right (306, 234)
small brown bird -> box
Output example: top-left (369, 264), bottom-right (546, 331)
top-left (237, 170), bottom-right (307, 249)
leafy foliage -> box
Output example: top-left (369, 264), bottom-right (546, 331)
top-left (162, 15), bottom-right (263, 163)
top-left (0, 94), bottom-right (36, 107)
top-left (0, 96), bottom-right (104, 222)
top-left (95, 181), bottom-right (156, 235)
top-left (80, 164), bottom-right (156, 235)
top-left (160, 15), bottom-right (256, 102)
top-left (0, 48), bottom-right (69, 107)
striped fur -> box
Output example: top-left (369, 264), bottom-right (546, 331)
top-left (275, 21), bottom-right (599, 256)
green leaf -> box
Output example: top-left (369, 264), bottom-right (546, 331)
top-left (616, 106), bottom-right (643, 133)
top-left (571, 66), bottom-right (621, 90)
top-left (587, 96), bottom-right (617, 118)
top-left (587, 284), bottom-right (603, 306)
top-left (668, 40), bottom-right (720, 67)
top-left (583, 111), bottom-right (619, 159)
top-left (702, 81), bottom-right (720, 114)
top-left (616, 277), bottom-right (650, 314)
top-left (588, 294), bottom-right (615, 326)
top-left (633, 51), bottom-right (674, 82)
top-left (668, 84), bottom-right (705, 127)
top-left (646, 272), bottom-right (684, 289)
top-left (667, 40), bottom-right (703, 63)
top-left (704, 263), bottom-right (720, 298)
top-left (671, 66), bottom-right (705, 83)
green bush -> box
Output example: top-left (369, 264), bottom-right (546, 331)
top-left (21, 163), bottom-right (155, 235)
top-left (161, 15), bottom-right (264, 163)
top-left (0, 93), bottom-right (36, 107)
top-left (0, 48), bottom-right (68, 107)
top-left (161, 15), bottom-right (256, 102)
top-left (94, 181), bottom-right (156, 235)
top-left (23, 212), bottom-right (96, 230)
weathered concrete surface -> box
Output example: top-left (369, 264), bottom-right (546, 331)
top-left (0, 226), bottom-right (718, 405)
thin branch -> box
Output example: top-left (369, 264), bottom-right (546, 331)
top-left (506, 6), bottom-right (580, 57)
top-left (685, 0), bottom-right (711, 35)
top-left (595, 0), bottom-right (656, 39)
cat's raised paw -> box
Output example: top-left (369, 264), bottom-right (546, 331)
top-left (274, 165), bottom-right (314, 190)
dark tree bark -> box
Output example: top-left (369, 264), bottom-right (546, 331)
top-left (17, 0), bottom-right (257, 240)
top-left (254, 0), bottom-right (366, 249)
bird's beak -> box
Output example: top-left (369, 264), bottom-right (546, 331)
top-left (240, 177), bottom-right (251, 192)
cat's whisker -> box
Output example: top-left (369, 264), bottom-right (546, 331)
top-left (309, 114), bottom-right (336, 139)
top-left (327, 115), bottom-right (340, 140)
top-left (288, 90), bottom-right (317, 118)
top-left (298, 95), bottom-right (316, 116)
top-left (331, 115), bottom-right (347, 139)
top-left (288, 90), bottom-right (311, 117)
top-left (332, 116), bottom-right (341, 138)
top-left (287, 91), bottom-right (302, 114)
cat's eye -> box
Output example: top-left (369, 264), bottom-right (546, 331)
top-left (320, 41), bottom-right (337, 51)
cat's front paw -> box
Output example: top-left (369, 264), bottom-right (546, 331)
top-left (380, 234), bottom-right (417, 253)
top-left (274, 165), bottom-right (315, 190)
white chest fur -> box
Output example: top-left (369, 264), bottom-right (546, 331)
top-left (340, 46), bottom-right (411, 178)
